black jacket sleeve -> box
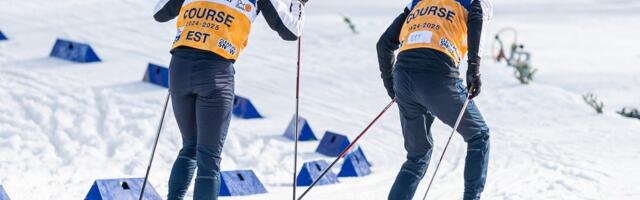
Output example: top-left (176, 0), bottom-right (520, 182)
top-left (258, 0), bottom-right (304, 41)
top-left (376, 9), bottom-right (410, 81)
top-left (153, 0), bottom-right (185, 22)
top-left (466, 0), bottom-right (484, 65)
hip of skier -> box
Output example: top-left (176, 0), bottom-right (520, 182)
top-left (376, 0), bottom-right (493, 199)
top-left (153, 0), bottom-right (306, 199)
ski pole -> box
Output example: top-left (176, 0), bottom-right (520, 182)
top-left (421, 96), bottom-right (471, 200)
top-left (297, 99), bottom-right (397, 200)
top-left (139, 92), bottom-right (171, 200)
top-left (292, 36), bottom-right (302, 200)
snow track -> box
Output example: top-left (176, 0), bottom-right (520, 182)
top-left (1, 0), bottom-right (639, 199)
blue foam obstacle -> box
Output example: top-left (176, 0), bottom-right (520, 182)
top-left (283, 115), bottom-right (317, 141)
top-left (353, 147), bottom-right (372, 167)
top-left (232, 96), bottom-right (263, 119)
top-left (0, 31), bottom-right (7, 41)
top-left (219, 170), bottom-right (268, 196)
top-left (338, 147), bottom-right (372, 177)
top-left (85, 178), bottom-right (162, 200)
top-left (0, 185), bottom-right (10, 200)
top-left (49, 38), bottom-right (101, 63)
top-left (143, 63), bottom-right (169, 88)
top-left (296, 160), bottom-right (339, 186)
top-left (315, 131), bottom-right (350, 157)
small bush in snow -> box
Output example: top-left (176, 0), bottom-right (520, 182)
top-left (514, 62), bottom-right (537, 84)
top-left (617, 107), bottom-right (640, 120)
top-left (582, 93), bottom-right (604, 114)
top-left (342, 15), bottom-right (358, 34)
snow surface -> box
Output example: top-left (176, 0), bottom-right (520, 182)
top-left (1, 0), bottom-right (639, 199)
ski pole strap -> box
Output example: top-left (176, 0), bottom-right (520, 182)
top-left (297, 99), bottom-right (396, 200)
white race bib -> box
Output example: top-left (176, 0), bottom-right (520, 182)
top-left (407, 31), bottom-right (433, 45)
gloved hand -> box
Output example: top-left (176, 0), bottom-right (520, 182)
top-left (466, 62), bottom-right (482, 99)
top-left (382, 74), bottom-right (395, 100)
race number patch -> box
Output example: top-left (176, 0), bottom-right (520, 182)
top-left (407, 31), bottom-right (433, 45)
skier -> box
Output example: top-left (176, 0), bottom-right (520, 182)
top-left (152, 0), bottom-right (306, 199)
top-left (376, 0), bottom-right (492, 199)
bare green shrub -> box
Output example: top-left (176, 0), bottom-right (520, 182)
top-left (582, 93), bottom-right (604, 114)
top-left (618, 107), bottom-right (640, 120)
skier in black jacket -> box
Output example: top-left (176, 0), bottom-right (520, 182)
top-left (153, 0), bottom-right (306, 199)
top-left (377, 0), bottom-right (493, 199)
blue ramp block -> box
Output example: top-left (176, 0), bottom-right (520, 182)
top-left (49, 39), bottom-right (101, 63)
top-left (353, 147), bottom-right (372, 167)
top-left (338, 147), bottom-right (372, 177)
top-left (0, 31), bottom-right (7, 41)
top-left (296, 160), bottom-right (339, 186)
top-left (283, 115), bottom-right (317, 141)
top-left (219, 170), bottom-right (268, 196)
top-left (143, 63), bottom-right (169, 88)
top-left (315, 131), bottom-right (350, 157)
top-left (233, 96), bottom-right (263, 119)
top-left (84, 178), bottom-right (162, 200)
top-left (0, 185), bottom-right (10, 200)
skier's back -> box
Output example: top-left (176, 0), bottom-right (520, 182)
top-left (153, 0), bottom-right (306, 199)
top-left (376, 0), bottom-right (493, 199)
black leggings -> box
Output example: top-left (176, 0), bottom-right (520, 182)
top-left (166, 52), bottom-right (235, 200)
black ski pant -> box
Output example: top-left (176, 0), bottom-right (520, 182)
top-left (388, 66), bottom-right (490, 200)
top-left (166, 52), bottom-right (235, 200)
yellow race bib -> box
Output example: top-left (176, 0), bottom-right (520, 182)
top-left (399, 0), bottom-right (469, 66)
top-left (172, 0), bottom-right (258, 60)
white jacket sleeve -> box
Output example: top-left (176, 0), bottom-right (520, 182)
top-left (258, 0), bottom-right (305, 41)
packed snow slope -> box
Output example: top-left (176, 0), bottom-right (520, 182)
top-left (1, 0), bottom-right (640, 199)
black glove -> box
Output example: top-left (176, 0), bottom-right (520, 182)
top-left (382, 74), bottom-right (395, 99)
top-left (466, 62), bottom-right (482, 99)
